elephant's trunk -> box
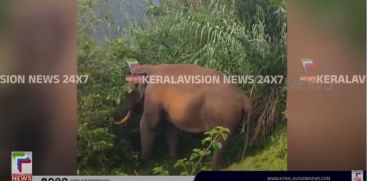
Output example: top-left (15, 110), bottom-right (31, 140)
top-left (114, 110), bottom-right (131, 125)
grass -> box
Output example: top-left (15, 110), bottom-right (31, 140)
top-left (226, 123), bottom-right (287, 171)
top-left (137, 123), bottom-right (287, 175)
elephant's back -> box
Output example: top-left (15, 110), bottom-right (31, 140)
top-left (149, 81), bottom-right (245, 133)
top-left (143, 64), bottom-right (248, 132)
top-left (149, 64), bottom-right (222, 76)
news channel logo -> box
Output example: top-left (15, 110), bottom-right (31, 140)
top-left (352, 170), bottom-right (364, 181)
top-left (11, 151), bottom-right (32, 181)
top-left (301, 58), bottom-right (315, 73)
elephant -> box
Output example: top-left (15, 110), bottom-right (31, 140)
top-left (115, 63), bottom-right (253, 170)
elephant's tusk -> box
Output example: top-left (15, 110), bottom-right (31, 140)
top-left (114, 110), bottom-right (131, 125)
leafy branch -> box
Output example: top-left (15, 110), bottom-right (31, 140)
top-left (174, 126), bottom-right (230, 175)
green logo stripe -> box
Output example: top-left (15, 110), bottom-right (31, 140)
top-left (12, 152), bottom-right (25, 159)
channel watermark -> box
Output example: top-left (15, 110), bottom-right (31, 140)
top-left (126, 75), bottom-right (284, 85)
top-left (300, 74), bottom-right (366, 84)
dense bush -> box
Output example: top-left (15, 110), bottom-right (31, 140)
top-left (77, 0), bottom-right (286, 175)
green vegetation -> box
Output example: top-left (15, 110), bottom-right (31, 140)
top-left (77, 0), bottom-right (286, 175)
top-left (226, 123), bottom-right (287, 171)
top-left (153, 126), bottom-right (230, 175)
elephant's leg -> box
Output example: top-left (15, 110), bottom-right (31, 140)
top-left (166, 124), bottom-right (179, 158)
top-left (140, 106), bottom-right (161, 160)
top-left (211, 134), bottom-right (232, 170)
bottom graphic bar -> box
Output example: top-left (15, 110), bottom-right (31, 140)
top-left (32, 171), bottom-right (366, 181)
top-left (195, 171), bottom-right (366, 181)
top-left (32, 176), bottom-right (195, 181)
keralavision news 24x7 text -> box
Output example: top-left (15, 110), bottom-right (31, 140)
top-left (0, 74), bottom-right (89, 84)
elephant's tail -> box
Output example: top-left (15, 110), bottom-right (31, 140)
top-left (240, 96), bottom-right (252, 160)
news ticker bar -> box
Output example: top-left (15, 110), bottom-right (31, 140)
top-left (32, 171), bottom-right (366, 181)
top-left (32, 176), bottom-right (195, 181)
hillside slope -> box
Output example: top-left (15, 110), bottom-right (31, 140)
top-left (226, 124), bottom-right (287, 171)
